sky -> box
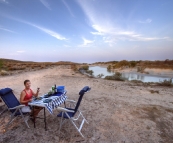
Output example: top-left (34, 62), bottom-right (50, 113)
top-left (0, 0), bottom-right (173, 63)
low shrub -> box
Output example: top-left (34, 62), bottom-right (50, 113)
top-left (0, 70), bottom-right (9, 76)
top-left (150, 90), bottom-right (159, 94)
top-left (130, 61), bottom-right (137, 67)
top-left (71, 64), bottom-right (78, 71)
top-left (86, 70), bottom-right (93, 75)
top-left (81, 65), bottom-right (89, 70)
top-left (107, 65), bottom-right (111, 70)
top-left (97, 73), bottom-right (104, 78)
top-left (131, 80), bottom-right (143, 83)
top-left (8, 66), bottom-right (26, 70)
top-left (115, 72), bottom-right (122, 77)
top-left (0, 59), bottom-right (3, 70)
top-left (105, 73), bottom-right (125, 81)
top-left (137, 66), bottom-right (145, 72)
top-left (157, 79), bottom-right (172, 86)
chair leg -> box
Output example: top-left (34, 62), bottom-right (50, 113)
top-left (5, 112), bottom-right (18, 131)
top-left (59, 112), bottom-right (64, 134)
top-left (19, 109), bottom-right (30, 128)
top-left (0, 108), bottom-right (7, 116)
top-left (80, 112), bottom-right (89, 124)
top-left (70, 119), bottom-right (85, 138)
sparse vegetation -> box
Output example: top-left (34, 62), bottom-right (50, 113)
top-left (0, 58), bottom-right (79, 76)
top-left (157, 79), bottom-right (172, 86)
top-left (71, 64), bottom-right (78, 71)
top-left (130, 61), bottom-right (137, 67)
top-left (105, 72), bottom-right (125, 81)
top-left (107, 65), bottom-right (111, 70)
top-left (137, 66), bottom-right (146, 73)
top-left (80, 65), bottom-right (89, 70)
top-left (97, 73), bottom-right (104, 78)
top-left (106, 59), bottom-right (173, 70)
top-left (0, 59), bottom-right (3, 70)
top-left (86, 70), bottom-right (93, 75)
top-left (79, 65), bottom-right (94, 76)
top-left (0, 70), bottom-right (9, 76)
top-left (150, 90), bottom-right (159, 94)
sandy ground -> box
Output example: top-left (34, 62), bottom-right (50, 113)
top-left (0, 66), bottom-right (173, 143)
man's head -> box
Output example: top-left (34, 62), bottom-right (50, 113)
top-left (24, 80), bottom-right (31, 89)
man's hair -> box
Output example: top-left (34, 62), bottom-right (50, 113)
top-left (24, 80), bottom-right (30, 85)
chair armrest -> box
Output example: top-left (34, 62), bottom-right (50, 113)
top-left (57, 107), bottom-right (75, 113)
top-left (9, 105), bottom-right (25, 110)
top-left (66, 99), bottom-right (76, 103)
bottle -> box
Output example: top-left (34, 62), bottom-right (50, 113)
top-left (52, 86), bottom-right (55, 94)
top-left (55, 84), bottom-right (57, 94)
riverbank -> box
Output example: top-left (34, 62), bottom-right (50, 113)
top-left (89, 66), bottom-right (173, 83)
top-left (0, 66), bottom-right (173, 142)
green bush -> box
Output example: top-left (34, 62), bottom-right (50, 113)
top-left (105, 73), bottom-right (125, 81)
top-left (130, 61), bottom-right (136, 67)
top-left (86, 70), bottom-right (93, 75)
top-left (81, 65), bottom-right (89, 70)
top-left (97, 73), bottom-right (104, 78)
top-left (0, 59), bottom-right (3, 70)
top-left (112, 60), bottom-right (129, 69)
top-left (157, 79), bottom-right (172, 86)
top-left (115, 72), bottom-right (122, 77)
top-left (107, 65), bottom-right (111, 70)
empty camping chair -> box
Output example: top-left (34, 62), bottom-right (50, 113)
top-left (57, 86), bottom-right (91, 138)
top-left (0, 88), bottom-right (30, 129)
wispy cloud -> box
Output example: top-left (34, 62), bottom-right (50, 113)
top-left (0, 27), bottom-right (16, 33)
top-left (91, 24), bottom-right (170, 43)
top-left (77, 0), bottom-right (169, 46)
top-left (39, 0), bottom-right (51, 10)
top-left (61, 0), bottom-right (75, 17)
top-left (29, 23), bottom-right (67, 40)
top-left (2, 15), bottom-right (67, 41)
top-left (0, 0), bottom-right (9, 4)
top-left (138, 18), bottom-right (152, 23)
top-left (79, 37), bottom-right (94, 47)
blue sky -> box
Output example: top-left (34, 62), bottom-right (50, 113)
top-left (0, 0), bottom-right (173, 63)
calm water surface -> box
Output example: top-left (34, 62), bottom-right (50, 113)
top-left (89, 66), bottom-right (173, 83)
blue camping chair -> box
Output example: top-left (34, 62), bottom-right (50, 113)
top-left (0, 88), bottom-right (30, 129)
top-left (57, 86), bottom-right (91, 138)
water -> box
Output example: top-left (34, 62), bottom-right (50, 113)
top-left (89, 66), bottom-right (173, 83)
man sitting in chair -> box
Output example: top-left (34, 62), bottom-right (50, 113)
top-left (20, 79), bottom-right (42, 118)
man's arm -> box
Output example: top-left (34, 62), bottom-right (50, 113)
top-left (20, 91), bottom-right (32, 104)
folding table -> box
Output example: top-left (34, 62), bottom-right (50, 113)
top-left (28, 91), bottom-right (67, 130)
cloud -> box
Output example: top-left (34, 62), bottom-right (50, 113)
top-left (39, 0), bottom-right (51, 10)
top-left (138, 18), bottom-right (152, 23)
top-left (77, 1), bottom-right (169, 46)
top-left (2, 15), bottom-right (67, 41)
top-left (0, 0), bottom-right (8, 4)
top-left (61, 0), bottom-right (75, 17)
top-left (0, 27), bottom-right (16, 33)
top-left (17, 50), bottom-right (25, 53)
top-left (79, 37), bottom-right (94, 47)
top-left (91, 24), bottom-right (171, 45)
top-left (29, 23), bottom-right (67, 40)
